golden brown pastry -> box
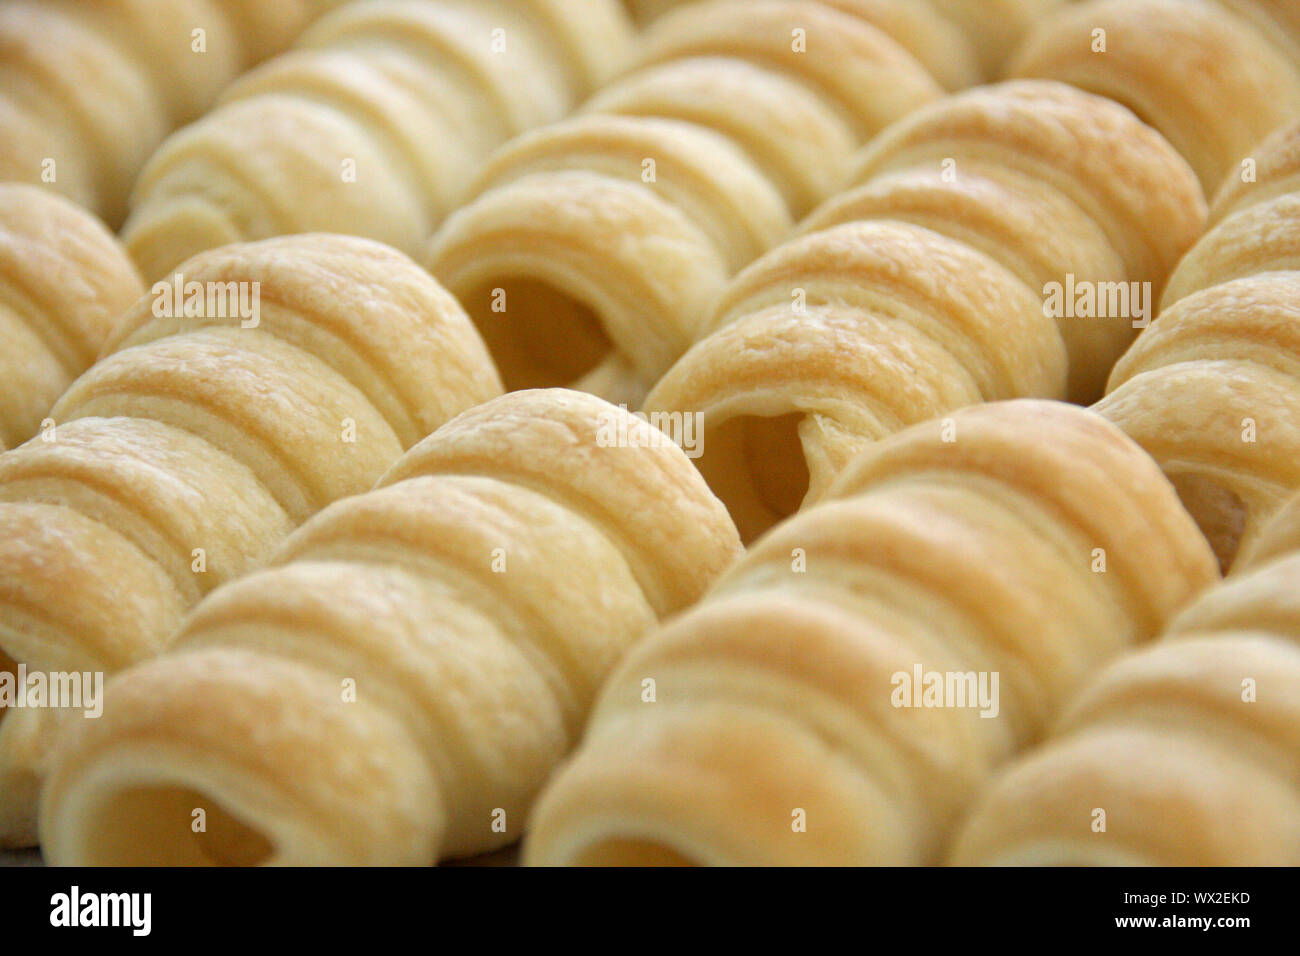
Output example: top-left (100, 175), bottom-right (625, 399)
top-left (774, 0), bottom-right (980, 92)
top-left (121, 0), bottom-right (635, 281)
top-left (1096, 109), bottom-right (1300, 574)
top-left (622, 0), bottom-right (979, 89)
top-left (646, 220), bottom-right (1065, 543)
top-left (38, 390), bottom-right (742, 865)
top-left (0, 234), bottom-right (501, 846)
top-left (0, 184), bottom-right (143, 450)
top-left (523, 401), bottom-right (1217, 865)
top-left (645, 81), bottom-right (1203, 542)
top-left (580, 58), bottom-right (853, 222)
top-left (426, 0), bottom-right (950, 403)
top-left (0, 0), bottom-right (344, 224)
top-left (623, 0), bottom-right (1064, 82)
top-left (1008, 0), bottom-right (1300, 193)
top-left (950, 552), bottom-right (1300, 866)
top-left (1096, 273), bottom-right (1300, 572)
top-left (833, 81), bottom-right (1202, 304)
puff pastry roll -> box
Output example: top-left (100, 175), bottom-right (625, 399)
top-left (645, 81), bottom-right (1202, 542)
top-left (39, 390), bottom-right (742, 865)
top-left (121, 0), bottom-right (635, 281)
top-left (1097, 123), bottom-right (1300, 572)
top-left (523, 400), bottom-right (1218, 865)
top-left (426, 0), bottom-right (951, 403)
top-left (761, 0), bottom-right (981, 92)
top-left (951, 553), bottom-right (1300, 865)
top-left (0, 184), bottom-right (143, 451)
top-left (0, 234), bottom-right (501, 846)
top-left (623, 0), bottom-right (981, 91)
top-left (0, 0), bottom-right (342, 225)
top-left (623, 0), bottom-right (1063, 82)
top-left (1097, 273), bottom-right (1300, 572)
top-left (1008, 0), bottom-right (1300, 192)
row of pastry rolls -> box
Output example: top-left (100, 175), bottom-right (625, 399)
top-left (0, 235), bottom-right (502, 846)
top-left (901, 96), bottom-right (1300, 861)
top-left (38, 389), bottom-right (742, 865)
top-left (1008, 0), bottom-right (1300, 194)
top-left (643, 80), bottom-right (1203, 543)
top-left (1094, 118), bottom-right (1300, 571)
top-left (523, 401), bottom-right (1218, 865)
top-left (121, 0), bottom-right (636, 281)
top-left (950, 500), bottom-right (1300, 865)
top-left (424, 0), bottom-right (973, 405)
top-left (0, 185), bottom-right (143, 452)
top-left (0, 0), bottom-right (348, 225)
top-left (0, 1), bottom-right (361, 446)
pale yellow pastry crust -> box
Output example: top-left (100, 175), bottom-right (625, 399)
top-left (0, 234), bottom-right (501, 847)
top-left (644, 81), bottom-right (1201, 541)
top-left (952, 556), bottom-right (1300, 865)
top-left (525, 401), bottom-right (1216, 865)
top-left (0, 0), bottom-right (338, 223)
top-left (121, 0), bottom-right (636, 280)
top-left (39, 390), bottom-right (741, 865)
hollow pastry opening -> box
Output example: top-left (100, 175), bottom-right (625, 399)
top-left (568, 836), bottom-right (700, 867)
top-left (696, 412), bottom-right (811, 545)
top-left (0, 646), bottom-right (16, 725)
top-left (463, 277), bottom-right (614, 392)
top-left (1168, 472), bottom-right (1247, 573)
top-left (77, 784), bottom-right (275, 866)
